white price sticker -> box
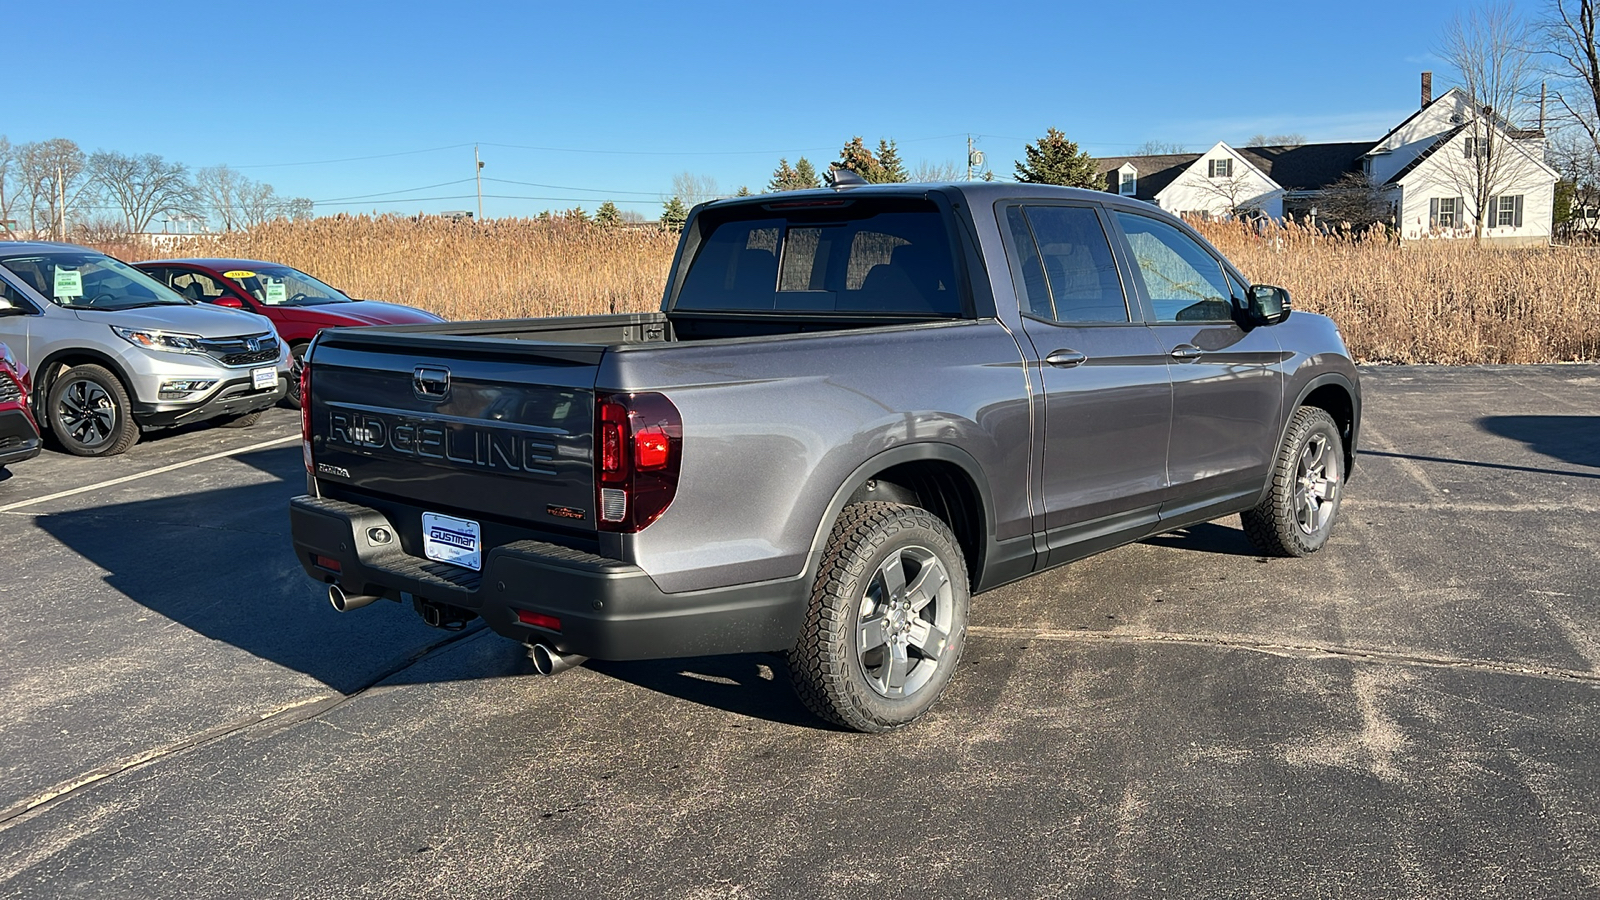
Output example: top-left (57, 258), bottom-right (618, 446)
top-left (264, 279), bottom-right (288, 304)
top-left (54, 268), bottom-right (83, 298)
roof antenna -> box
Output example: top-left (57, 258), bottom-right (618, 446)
top-left (829, 167), bottom-right (868, 191)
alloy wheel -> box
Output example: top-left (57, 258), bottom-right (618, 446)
top-left (57, 379), bottom-right (116, 448)
top-left (856, 545), bottom-right (955, 699)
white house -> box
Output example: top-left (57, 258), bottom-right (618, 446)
top-left (1096, 75), bottom-right (1558, 246)
top-left (1365, 86), bottom-right (1555, 246)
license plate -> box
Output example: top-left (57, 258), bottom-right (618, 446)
top-left (422, 512), bottom-right (481, 571)
top-left (252, 366), bottom-right (277, 390)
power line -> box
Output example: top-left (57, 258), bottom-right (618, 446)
top-left (482, 176), bottom-right (663, 196)
top-left (230, 143), bottom-right (475, 169)
top-left (313, 178), bottom-right (477, 203)
top-left (476, 132), bottom-right (972, 158)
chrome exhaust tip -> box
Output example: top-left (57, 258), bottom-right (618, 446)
top-left (328, 583), bottom-right (381, 612)
top-left (528, 643), bottom-right (588, 676)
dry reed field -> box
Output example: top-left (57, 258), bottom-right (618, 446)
top-left (109, 213), bottom-right (1600, 364)
top-left (1195, 220), bottom-right (1600, 364)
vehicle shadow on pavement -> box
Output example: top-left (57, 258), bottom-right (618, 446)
top-left (1140, 521), bottom-right (1263, 557)
top-left (31, 446), bottom-right (460, 695)
top-left (586, 655), bottom-right (833, 730)
top-left (1477, 415), bottom-right (1600, 469)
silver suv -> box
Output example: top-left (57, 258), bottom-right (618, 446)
top-left (0, 242), bottom-right (291, 456)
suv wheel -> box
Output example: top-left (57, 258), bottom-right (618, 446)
top-left (1242, 406), bottom-right (1344, 557)
top-left (47, 364), bottom-right (140, 457)
top-left (787, 502), bottom-right (969, 733)
top-left (283, 343), bottom-right (307, 410)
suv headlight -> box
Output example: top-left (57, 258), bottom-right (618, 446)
top-left (111, 326), bottom-right (205, 354)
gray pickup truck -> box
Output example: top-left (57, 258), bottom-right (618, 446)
top-left (290, 183), bottom-right (1360, 732)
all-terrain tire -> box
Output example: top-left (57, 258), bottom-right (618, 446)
top-left (1242, 406), bottom-right (1345, 557)
top-left (46, 364), bottom-right (140, 457)
top-left (787, 501), bottom-right (969, 733)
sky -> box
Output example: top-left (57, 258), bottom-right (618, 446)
top-left (7, 0), bottom-right (1488, 222)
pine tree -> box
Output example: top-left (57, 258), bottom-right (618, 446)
top-left (565, 206), bottom-right (591, 225)
top-left (595, 201), bottom-right (621, 227)
top-left (829, 136), bottom-right (883, 185)
top-left (875, 139), bottom-right (908, 183)
top-left (1013, 128), bottom-right (1099, 187)
top-left (769, 158), bottom-right (799, 192)
top-left (793, 157), bottom-right (820, 189)
top-left (735, 185), bottom-right (752, 197)
top-left (661, 196), bottom-right (689, 231)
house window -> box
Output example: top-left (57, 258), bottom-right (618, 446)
top-left (1491, 193), bottom-right (1516, 224)
top-left (1207, 158), bottom-right (1233, 178)
top-left (1437, 197), bottom-right (1457, 228)
top-left (1464, 136), bottom-right (1488, 158)
top-left (1120, 171), bottom-right (1136, 195)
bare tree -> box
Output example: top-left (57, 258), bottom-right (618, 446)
top-left (1315, 172), bottom-right (1394, 231)
top-left (1134, 140), bottom-right (1188, 155)
top-left (89, 151), bottom-right (196, 234)
top-left (1435, 3), bottom-right (1540, 241)
top-left (909, 160), bottom-right (966, 182)
top-left (1193, 163), bottom-right (1270, 216)
top-left (670, 172), bottom-right (721, 206)
top-left (0, 136), bottom-right (16, 237)
top-left (15, 139), bottom-right (89, 238)
top-left (196, 165), bottom-right (248, 231)
top-left (1544, 1), bottom-right (1600, 157)
top-left (1243, 133), bottom-right (1308, 147)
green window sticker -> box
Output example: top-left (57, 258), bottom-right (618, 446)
top-left (264, 279), bottom-right (288, 304)
top-left (54, 267), bottom-right (83, 298)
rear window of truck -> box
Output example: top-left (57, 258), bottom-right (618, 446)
top-left (674, 199), bottom-right (961, 316)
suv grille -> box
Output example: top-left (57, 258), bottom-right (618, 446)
top-left (198, 333), bottom-right (280, 368)
top-left (0, 373), bottom-right (20, 405)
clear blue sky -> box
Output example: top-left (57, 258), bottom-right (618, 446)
top-left (10, 0), bottom-right (1482, 220)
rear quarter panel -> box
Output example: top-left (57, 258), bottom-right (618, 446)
top-left (605, 320), bottom-right (1033, 593)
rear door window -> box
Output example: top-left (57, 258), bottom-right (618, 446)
top-left (1005, 205), bottom-right (1128, 324)
top-left (675, 199), bottom-right (961, 315)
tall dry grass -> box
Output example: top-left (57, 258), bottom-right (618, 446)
top-left (1194, 219), bottom-right (1600, 364)
top-left (135, 215), bottom-right (678, 321)
top-left (107, 214), bottom-right (1600, 363)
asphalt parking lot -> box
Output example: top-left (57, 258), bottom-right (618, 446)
top-left (1, 365), bottom-right (1597, 899)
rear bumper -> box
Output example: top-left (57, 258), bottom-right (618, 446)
top-left (289, 495), bottom-right (808, 660)
top-left (133, 375), bottom-right (287, 428)
top-left (0, 408), bottom-right (42, 466)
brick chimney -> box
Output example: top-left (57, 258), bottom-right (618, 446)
top-left (1421, 72), bottom-right (1433, 108)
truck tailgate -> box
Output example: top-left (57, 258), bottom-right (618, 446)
top-left (306, 332), bottom-right (599, 532)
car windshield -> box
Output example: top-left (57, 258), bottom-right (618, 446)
top-left (0, 251), bottom-right (191, 311)
top-left (228, 266), bottom-right (352, 306)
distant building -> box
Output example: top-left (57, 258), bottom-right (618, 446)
top-left (1095, 75), bottom-right (1556, 246)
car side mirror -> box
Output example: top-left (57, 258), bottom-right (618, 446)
top-left (1247, 284), bottom-right (1291, 326)
top-left (0, 295), bottom-right (27, 316)
top-left (213, 295), bottom-right (246, 309)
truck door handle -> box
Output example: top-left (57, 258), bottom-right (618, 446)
top-left (1045, 349), bottom-right (1088, 368)
top-left (1169, 344), bottom-right (1204, 362)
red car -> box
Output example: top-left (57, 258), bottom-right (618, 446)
top-left (0, 340), bottom-right (42, 470)
top-left (135, 259), bottom-right (444, 408)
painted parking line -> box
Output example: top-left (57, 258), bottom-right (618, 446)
top-left (0, 435), bottom-right (300, 514)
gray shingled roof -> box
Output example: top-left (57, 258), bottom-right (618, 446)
top-left (1235, 142), bottom-right (1377, 191)
top-left (1092, 153), bottom-right (1201, 200)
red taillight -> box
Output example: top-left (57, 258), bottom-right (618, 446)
top-left (635, 426), bottom-right (671, 470)
top-left (516, 610), bottom-right (562, 632)
top-left (313, 555), bottom-right (342, 573)
top-left (300, 359), bottom-right (313, 474)
top-left (594, 392), bottom-right (682, 533)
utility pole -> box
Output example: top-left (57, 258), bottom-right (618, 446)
top-left (57, 165), bottom-right (65, 240)
top-left (475, 145), bottom-right (484, 220)
top-left (967, 135), bottom-right (973, 182)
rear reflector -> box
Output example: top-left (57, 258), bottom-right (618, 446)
top-left (516, 610), bottom-right (561, 632)
top-left (313, 555), bottom-right (342, 573)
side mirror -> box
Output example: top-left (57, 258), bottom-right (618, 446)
top-left (213, 295), bottom-right (246, 309)
top-left (0, 295), bottom-right (28, 317)
top-left (1247, 284), bottom-right (1292, 326)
